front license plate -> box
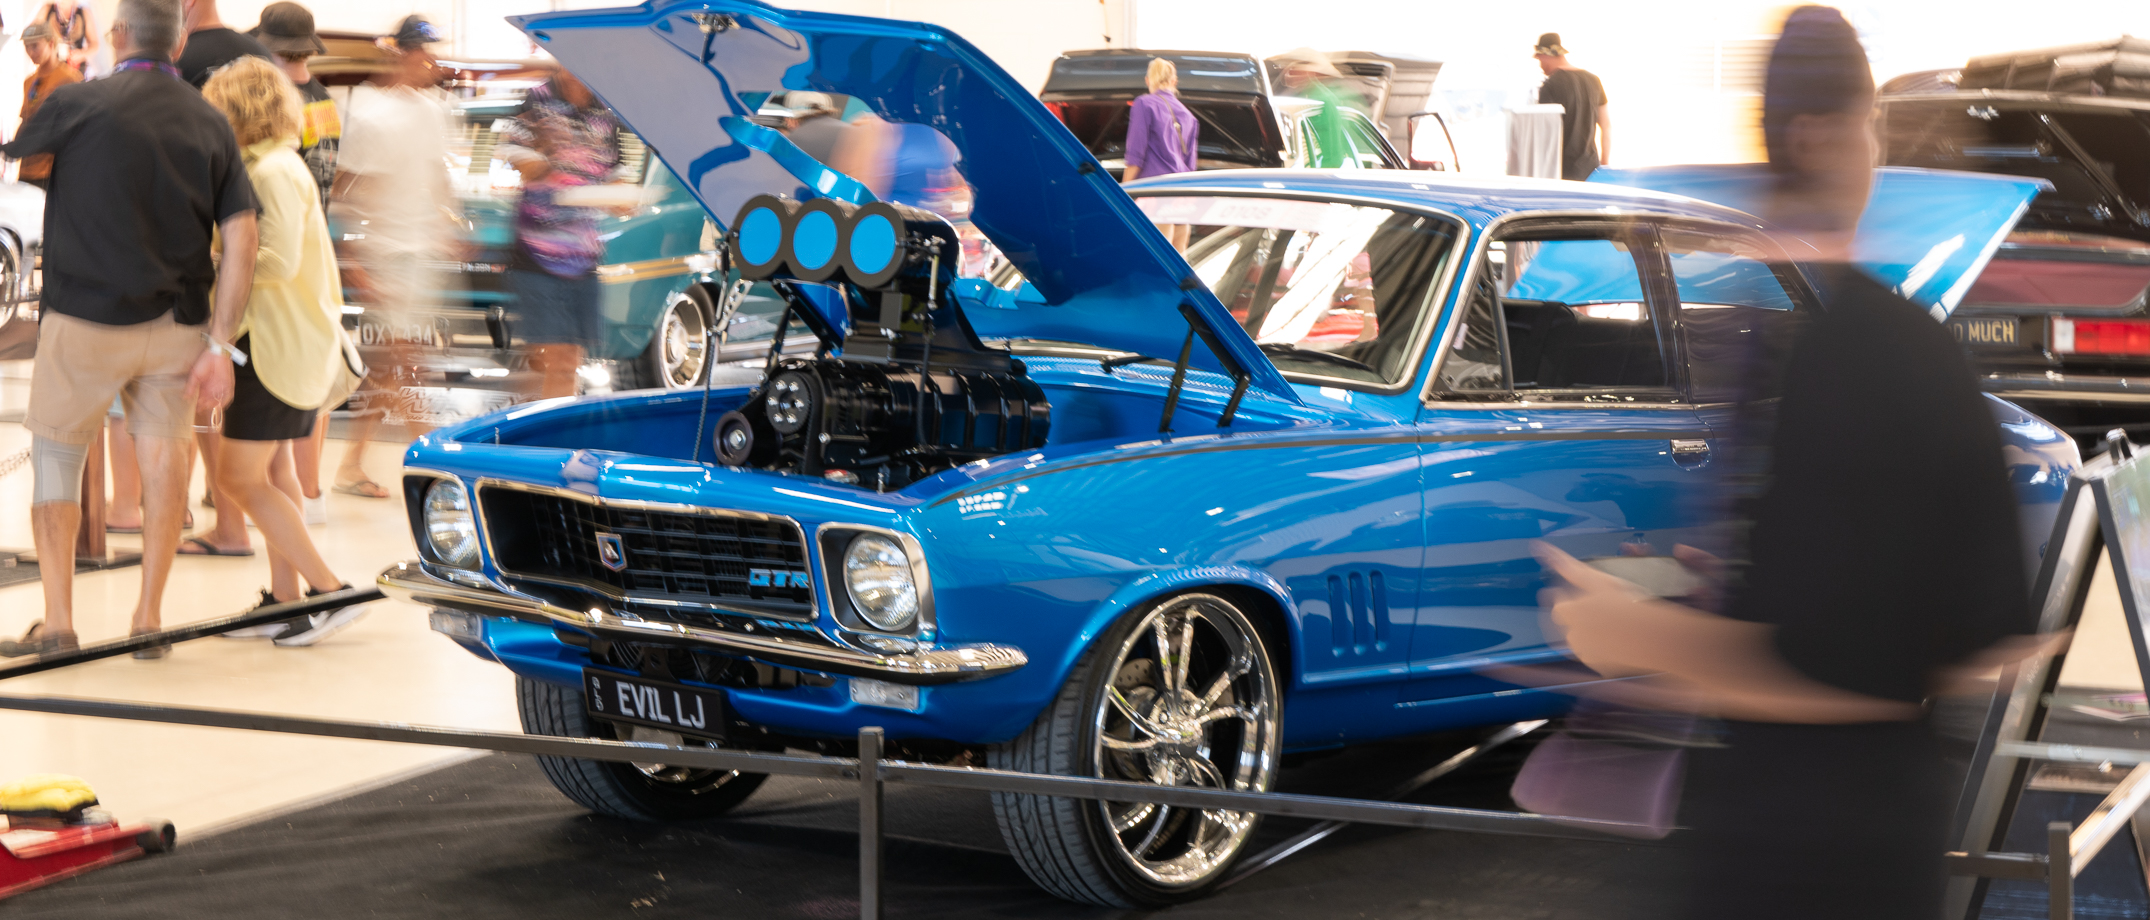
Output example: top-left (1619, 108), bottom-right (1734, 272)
top-left (1948, 316), bottom-right (2022, 348)
top-left (584, 670), bottom-right (726, 740)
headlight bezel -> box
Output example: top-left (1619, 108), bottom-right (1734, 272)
top-left (817, 524), bottom-right (934, 638)
top-left (409, 473), bottom-right (481, 570)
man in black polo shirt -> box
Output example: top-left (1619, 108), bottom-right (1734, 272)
top-left (0, 0), bottom-right (258, 659)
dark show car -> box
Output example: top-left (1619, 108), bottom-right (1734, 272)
top-left (1879, 40), bottom-right (2150, 446)
top-left (1041, 49), bottom-right (1447, 177)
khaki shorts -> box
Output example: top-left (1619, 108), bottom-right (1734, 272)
top-left (28, 311), bottom-right (205, 445)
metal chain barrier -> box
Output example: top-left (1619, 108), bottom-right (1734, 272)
top-left (0, 446), bottom-right (30, 481)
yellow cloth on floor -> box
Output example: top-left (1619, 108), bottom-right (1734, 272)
top-left (0, 774), bottom-right (97, 814)
top-left (232, 135), bottom-right (346, 412)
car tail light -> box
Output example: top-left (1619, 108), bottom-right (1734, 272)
top-left (2052, 318), bottom-right (2150, 356)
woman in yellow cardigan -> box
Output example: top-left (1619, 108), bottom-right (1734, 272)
top-left (198, 57), bottom-right (362, 649)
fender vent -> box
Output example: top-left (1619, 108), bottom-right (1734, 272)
top-left (1326, 570), bottom-right (1391, 657)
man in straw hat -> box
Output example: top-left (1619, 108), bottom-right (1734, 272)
top-left (1532, 32), bottom-right (1610, 179)
top-left (1270, 47), bottom-right (1358, 169)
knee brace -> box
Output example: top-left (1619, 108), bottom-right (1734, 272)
top-left (30, 436), bottom-right (89, 505)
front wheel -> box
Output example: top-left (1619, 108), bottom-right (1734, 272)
top-left (516, 675), bottom-right (765, 820)
top-left (989, 592), bottom-right (1281, 907)
top-left (634, 286), bottom-right (714, 390)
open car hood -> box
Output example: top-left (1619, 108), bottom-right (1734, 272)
top-left (508, 1), bottom-right (1297, 402)
top-left (1591, 165), bottom-right (2048, 319)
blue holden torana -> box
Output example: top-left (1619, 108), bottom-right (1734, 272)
top-left (378, 0), bottom-right (2079, 906)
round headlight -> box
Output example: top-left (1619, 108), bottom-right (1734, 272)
top-left (423, 479), bottom-right (480, 568)
top-left (843, 534), bottom-right (918, 631)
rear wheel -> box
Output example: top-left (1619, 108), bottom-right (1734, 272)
top-left (635, 287), bottom-right (714, 390)
top-left (989, 592), bottom-right (1281, 907)
top-left (516, 675), bottom-right (765, 820)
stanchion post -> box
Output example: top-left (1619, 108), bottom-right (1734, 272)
top-left (2049, 821), bottom-right (2073, 920)
top-left (855, 726), bottom-right (881, 920)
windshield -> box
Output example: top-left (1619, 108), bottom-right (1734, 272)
top-left (1137, 195), bottom-right (1461, 387)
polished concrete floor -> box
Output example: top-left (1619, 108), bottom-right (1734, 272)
top-left (0, 354), bottom-right (2143, 853)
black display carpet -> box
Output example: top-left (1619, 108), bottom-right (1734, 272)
top-left (12, 704), bottom-right (2149, 919)
top-left (4, 729), bottom-right (1687, 920)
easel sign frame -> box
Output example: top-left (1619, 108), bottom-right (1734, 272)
top-left (1948, 436), bottom-right (2150, 920)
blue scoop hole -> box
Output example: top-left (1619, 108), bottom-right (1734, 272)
top-left (738, 207), bottom-right (784, 267)
top-left (849, 214), bottom-right (898, 276)
top-left (792, 210), bottom-right (838, 271)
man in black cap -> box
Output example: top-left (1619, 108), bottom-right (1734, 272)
top-left (250, 2), bottom-right (336, 207)
top-left (175, 0), bottom-right (269, 87)
top-left (1531, 32), bottom-right (1610, 180)
top-left (325, 14), bottom-right (451, 500)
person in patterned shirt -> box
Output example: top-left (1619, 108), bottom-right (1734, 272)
top-left (495, 70), bottom-right (623, 400)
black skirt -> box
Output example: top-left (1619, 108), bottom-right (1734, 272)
top-left (223, 334), bottom-right (319, 442)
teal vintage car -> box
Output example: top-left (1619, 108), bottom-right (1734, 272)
top-left (342, 91), bottom-right (793, 417)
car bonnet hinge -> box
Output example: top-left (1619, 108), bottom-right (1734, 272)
top-left (1157, 302), bottom-right (1253, 434)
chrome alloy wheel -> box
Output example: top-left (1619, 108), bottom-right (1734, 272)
top-left (623, 724), bottom-right (749, 790)
top-left (1091, 593), bottom-right (1279, 887)
top-left (656, 295), bottom-right (710, 388)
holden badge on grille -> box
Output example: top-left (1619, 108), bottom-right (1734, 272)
top-left (596, 532), bottom-right (628, 571)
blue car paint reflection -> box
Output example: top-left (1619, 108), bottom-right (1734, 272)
top-left (407, 0), bottom-right (2081, 755)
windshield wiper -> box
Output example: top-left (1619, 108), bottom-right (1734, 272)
top-left (1259, 343), bottom-right (1375, 374)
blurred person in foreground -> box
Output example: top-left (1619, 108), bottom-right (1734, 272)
top-left (328, 15), bottom-right (453, 499)
top-left (253, 0), bottom-right (341, 525)
top-left (1534, 7), bottom-right (2057, 917)
top-left (200, 56), bottom-right (362, 646)
top-left (16, 22), bottom-right (81, 191)
top-left (1531, 33), bottom-right (1610, 180)
top-left (1272, 49), bottom-right (1360, 169)
top-left (0, 0), bottom-right (257, 658)
top-left (1121, 58), bottom-right (1198, 250)
top-left (496, 70), bottom-right (622, 401)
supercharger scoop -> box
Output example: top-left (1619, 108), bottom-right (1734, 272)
top-left (713, 195), bottom-right (1051, 489)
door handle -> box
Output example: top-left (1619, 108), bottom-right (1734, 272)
top-left (1670, 439), bottom-right (1711, 467)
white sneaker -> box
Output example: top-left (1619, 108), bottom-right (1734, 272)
top-left (303, 494), bottom-right (328, 526)
top-left (220, 589), bottom-right (293, 639)
top-left (274, 603), bottom-right (370, 647)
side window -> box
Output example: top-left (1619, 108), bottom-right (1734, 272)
top-left (1663, 230), bottom-right (1810, 404)
top-left (1434, 232), bottom-right (1670, 398)
top-left (1341, 115), bottom-right (1390, 169)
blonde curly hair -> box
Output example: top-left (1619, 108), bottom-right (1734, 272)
top-left (202, 55), bottom-right (300, 148)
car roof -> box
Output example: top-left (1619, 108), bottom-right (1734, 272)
top-left (1879, 89), bottom-right (2150, 114)
top-left (1122, 168), bottom-right (1769, 231)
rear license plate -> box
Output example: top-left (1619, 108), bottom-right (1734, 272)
top-left (584, 670), bottom-right (726, 740)
top-left (1948, 316), bottom-right (2022, 348)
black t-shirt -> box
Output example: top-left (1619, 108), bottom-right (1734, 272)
top-left (295, 78), bottom-right (340, 208)
top-left (0, 59), bottom-right (257, 326)
top-left (176, 27), bottom-right (272, 88)
top-left (1538, 68), bottom-right (1606, 180)
top-left (1728, 266), bottom-right (2030, 703)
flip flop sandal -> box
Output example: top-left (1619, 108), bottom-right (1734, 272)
top-left (178, 536), bottom-right (255, 557)
top-left (332, 478), bottom-right (392, 499)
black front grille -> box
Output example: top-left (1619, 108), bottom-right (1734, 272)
top-left (479, 485), bottom-right (814, 619)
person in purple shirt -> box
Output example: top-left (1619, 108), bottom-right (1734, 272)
top-left (1123, 58), bottom-right (1199, 249)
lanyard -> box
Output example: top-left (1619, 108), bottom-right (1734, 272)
top-left (109, 58), bottom-right (182, 81)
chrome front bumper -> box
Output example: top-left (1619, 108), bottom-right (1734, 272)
top-left (379, 562), bottom-right (1026, 685)
top-left (1982, 372), bottom-right (2150, 404)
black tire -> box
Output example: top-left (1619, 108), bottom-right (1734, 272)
top-left (634, 286), bottom-right (715, 390)
top-left (135, 819), bottom-right (176, 854)
top-left (516, 675), bottom-right (765, 821)
top-left (989, 592), bottom-right (1282, 908)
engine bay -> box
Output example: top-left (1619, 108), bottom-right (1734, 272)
top-left (708, 196), bottom-right (1052, 489)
